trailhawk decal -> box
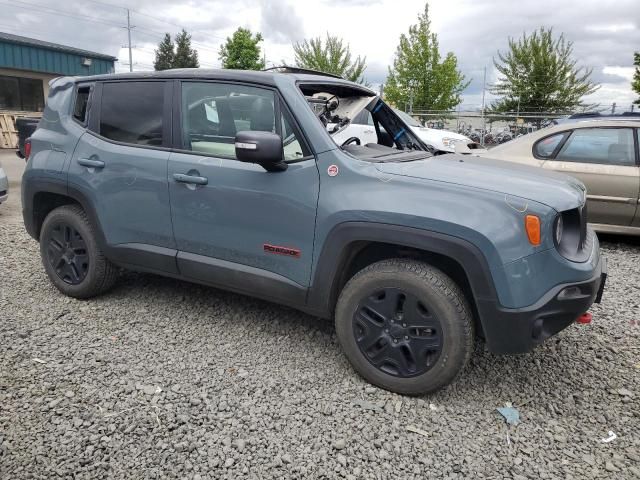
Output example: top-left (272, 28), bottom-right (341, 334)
top-left (263, 244), bottom-right (301, 258)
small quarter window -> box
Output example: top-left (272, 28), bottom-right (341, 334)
top-left (281, 108), bottom-right (310, 160)
top-left (73, 86), bottom-right (91, 124)
top-left (533, 132), bottom-right (566, 158)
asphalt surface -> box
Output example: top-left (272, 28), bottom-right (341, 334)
top-left (1, 150), bottom-right (639, 479)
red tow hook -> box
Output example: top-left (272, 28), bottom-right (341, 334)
top-left (576, 313), bottom-right (593, 324)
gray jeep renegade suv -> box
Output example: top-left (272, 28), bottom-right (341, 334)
top-left (22, 69), bottom-right (606, 395)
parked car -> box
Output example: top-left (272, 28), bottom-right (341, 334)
top-left (552, 111), bottom-right (640, 125)
top-left (0, 160), bottom-right (7, 205)
top-left (478, 118), bottom-right (640, 235)
top-left (23, 69), bottom-right (605, 395)
top-left (15, 117), bottom-right (39, 159)
top-left (331, 107), bottom-right (485, 154)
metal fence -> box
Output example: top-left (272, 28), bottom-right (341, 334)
top-left (408, 106), bottom-right (637, 146)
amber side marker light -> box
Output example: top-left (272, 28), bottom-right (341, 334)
top-left (525, 215), bottom-right (541, 246)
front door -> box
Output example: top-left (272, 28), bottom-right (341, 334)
top-left (69, 80), bottom-right (176, 270)
top-left (168, 81), bottom-right (319, 300)
top-left (542, 127), bottom-right (639, 226)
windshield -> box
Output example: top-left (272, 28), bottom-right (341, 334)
top-left (299, 83), bottom-right (431, 163)
top-left (393, 109), bottom-right (422, 128)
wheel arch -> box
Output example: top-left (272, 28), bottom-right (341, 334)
top-left (307, 222), bottom-right (499, 337)
top-left (24, 178), bottom-right (106, 250)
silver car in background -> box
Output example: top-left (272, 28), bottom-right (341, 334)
top-left (0, 159), bottom-right (8, 205)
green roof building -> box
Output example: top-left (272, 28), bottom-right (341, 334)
top-left (0, 32), bottom-right (117, 112)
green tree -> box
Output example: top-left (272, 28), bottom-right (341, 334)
top-left (153, 33), bottom-right (175, 71)
top-left (384, 3), bottom-right (468, 111)
top-left (490, 27), bottom-right (598, 116)
top-left (632, 52), bottom-right (640, 105)
top-left (173, 29), bottom-right (199, 68)
top-left (293, 34), bottom-right (367, 83)
top-left (219, 28), bottom-right (265, 70)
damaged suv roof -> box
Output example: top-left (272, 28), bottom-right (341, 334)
top-left (75, 68), bottom-right (375, 93)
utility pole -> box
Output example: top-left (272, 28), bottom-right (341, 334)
top-left (611, 102), bottom-right (616, 115)
top-left (126, 9), bottom-right (133, 72)
top-left (481, 66), bottom-right (486, 145)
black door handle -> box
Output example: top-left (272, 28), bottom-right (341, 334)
top-left (173, 173), bottom-right (208, 186)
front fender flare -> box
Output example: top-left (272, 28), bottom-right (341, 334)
top-left (306, 222), bottom-right (501, 321)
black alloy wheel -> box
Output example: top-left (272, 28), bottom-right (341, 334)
top-left (353, 287), bottom-right (442, 378)
top-left (46, 222), bottom-right (89, 285)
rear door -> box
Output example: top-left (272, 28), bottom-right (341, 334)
top-left (69, 80), bottom-right (176, 270)
top-left (633, 128), bottom-right (640, 228)
top-left (541, 127), bottom-right (639, 226)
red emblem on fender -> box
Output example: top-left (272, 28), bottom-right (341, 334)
top-left (263, 244), bottom-right (301, 258)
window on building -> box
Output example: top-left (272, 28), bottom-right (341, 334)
top-left (0, 75), bottom-right (45, 112)
top-left (99, 82), bottom-right (165, 146)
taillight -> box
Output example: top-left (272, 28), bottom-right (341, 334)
top-left (25, 139), bottom-right (31, 159)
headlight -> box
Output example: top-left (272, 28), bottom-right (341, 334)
top-left (442, 137), bottom-right (462, 148)
top-left (554, 215), bottom-right (563, 245)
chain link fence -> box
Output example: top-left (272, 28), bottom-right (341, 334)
top-left (408, 106), bottom-right (637, 146)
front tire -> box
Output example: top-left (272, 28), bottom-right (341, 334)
top-left (40, 205), bottom-right (118, 299)
top-left (335, 259), bottom-right (473, 395)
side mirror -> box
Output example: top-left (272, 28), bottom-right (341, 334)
top-left (235, 131), bottom-right (287, 172)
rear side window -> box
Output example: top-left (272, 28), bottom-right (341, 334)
top-left (533, 132), bottom-right (566, 158)
top-left (99, 82), bottom-right (164, 146)
top-left (555, 128), bottom-right (635, 166)
top-left (73, 86), bottom-right (91, 124)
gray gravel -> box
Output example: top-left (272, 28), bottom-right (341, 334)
top-left (1, 157), bottom-right (639, 478)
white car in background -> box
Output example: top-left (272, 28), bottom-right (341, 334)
top-left (331, 107), bottom-right (485, 155)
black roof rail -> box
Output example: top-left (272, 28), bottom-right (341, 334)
top-left (263, 66), bottom-right (344, 80)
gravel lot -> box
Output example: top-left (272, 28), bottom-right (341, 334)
top-left (1, 151), bottom-right (639, 479)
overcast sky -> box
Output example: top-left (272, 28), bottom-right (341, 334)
top-left (4, 0), bottom-right (639, 110)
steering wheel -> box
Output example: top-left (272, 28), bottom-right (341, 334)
top-left (341, 136), bottom-right (361, 147)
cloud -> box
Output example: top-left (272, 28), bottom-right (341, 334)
top-left (1, 0), bottom-right (636, 107)
top-left (260, 0), bottom-right (305, 44)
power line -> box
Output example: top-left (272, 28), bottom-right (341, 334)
top-left (1, 0), bottom-right (223, 69)
top-left (0, 0), bottom-right (124, 29)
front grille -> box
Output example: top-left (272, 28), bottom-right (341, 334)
top-left (578, 202), bottom-right (588, 249)
top-left (556, 203), bottom-right (591, 262)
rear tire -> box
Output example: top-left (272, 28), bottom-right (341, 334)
top-left (40, 205), bottom-right (118, 299)
top-left (335, 259), bottom-right (473, 395)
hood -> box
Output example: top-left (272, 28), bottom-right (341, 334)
top-left (375, 153), bottom-right (585, 212)
top-left (413, 127), bottom-right (471, 143)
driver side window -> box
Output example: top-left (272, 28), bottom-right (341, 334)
top-left (181, 82), bottom-right (309, 161)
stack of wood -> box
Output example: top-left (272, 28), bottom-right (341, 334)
top-left (0, 111), bottom-right (42, 149)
